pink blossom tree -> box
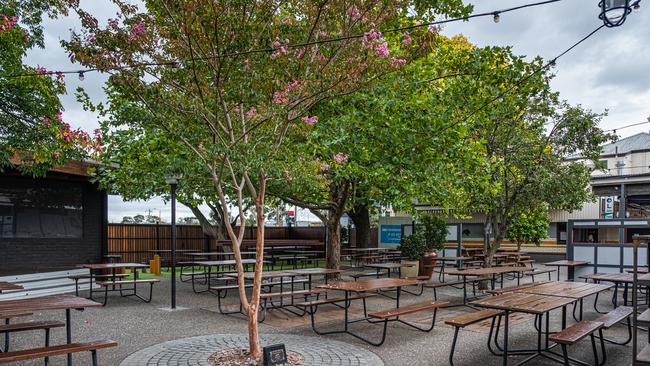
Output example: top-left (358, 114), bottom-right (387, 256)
top-left (63, 0), bottom-right (471, 360)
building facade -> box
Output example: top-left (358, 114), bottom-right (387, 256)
top-left (0, 161), bottom-right (107, 274)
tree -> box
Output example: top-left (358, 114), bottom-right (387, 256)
top-left (441, 45), bottom-right (616, 265)
top-left (506, 205), bottom-right (549, 250)
top-left (63, 0), bottom-right (472, 359)
top-left (272, 36), bottom-right (485, 270)
top-left (0, 1), bottom-right (99, 176)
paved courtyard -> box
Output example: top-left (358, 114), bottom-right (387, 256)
top-left (8, 269), bottom-right (634, 366)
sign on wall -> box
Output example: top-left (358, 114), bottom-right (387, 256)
top-left (604, 196), bottom-right (615, 219)
top-left (380, 224), bottom-right (402, 244)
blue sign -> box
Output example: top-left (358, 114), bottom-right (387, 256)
top-left (380, 225), bottom-right (402, 244)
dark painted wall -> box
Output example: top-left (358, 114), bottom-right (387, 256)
top-left (0, 172), bottom-right (106, 275)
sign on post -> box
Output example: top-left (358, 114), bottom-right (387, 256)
top-left (380, 224), bottom-right (402, 244)
top-left (604, 196), bottom-right (615, 219)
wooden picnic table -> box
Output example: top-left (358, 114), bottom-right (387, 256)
top-left (437, 256), bottom-right (472, 282)
top-left (472, 292), bottom-right (578, 366)
top-left (0, 282), bottom-right (22, 293)
top-left (190, 259), bottom-right (269, 293)
top-left (186, 251), bottom-right (257, 258)
top-left (447, 266), bottom-right (531, 304)
top-left (80, 263), bottom-right (149, 300)
top-left (0, 294), bottom-right (102, 366)
top-left (364, 262), bottom-right (409, 277)
top-left (581, 272), bottom-right (635, 307)
top-left (544, 260), bottom-right (589, 281)
top-left (516, 281), bottom-right (612, 320)
top-left (315, 278), bottom-right (424, 345)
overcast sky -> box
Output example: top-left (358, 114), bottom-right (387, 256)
top-left (24, 1), bottom-right (649, 222)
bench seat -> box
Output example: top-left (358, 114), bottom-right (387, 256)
top-left (0, 321), bottom-right (64, 334)
top-left (423, 280), bottom-right (464, 288)
top-left (68, 274), bottom-right (128, 280)
top-left (549, 321), bottom-right (603, 345)
top-left (595, 306), bottom-right (632, 328)
top-left (295, 293), bottom-right (376, 308)
top-left (96, 279), bottom-right (160, 286)
top-left (445, 309), bottom-right (504, 328)
top-left (0, 340), bottom-right (117, 364)
top-left (260, 289), bottom-right (325, 299)
top-left (210, 279), bottom-right (308, 292)
top-left (0, 312), bottom-right (32, 320)
top-left (368, 301), bottom-right (449, 320)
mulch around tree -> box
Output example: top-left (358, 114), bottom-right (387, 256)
top-left (208, 348), bottom-right (304, 366)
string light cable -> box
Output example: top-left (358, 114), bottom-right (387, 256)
top-left (0, 0), bottom-right (566, 79)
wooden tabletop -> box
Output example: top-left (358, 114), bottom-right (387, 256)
top-left (544, 260), bottom-right (589, 267)
top-left (0, 294), bottom-right (101, 314)
top-left (516, 281), bottom-right (612, 299)
top-left (471, 292), bottom-right (577, 315)
top-left (438, 256), bottom-right (472, 261)
top-left (81, 263), bottom-right (149, 270)
top-left (193, 259), bottom-right (261, 266)
top-left (446, 266), bottom-right (530, 277)
top-left (287, 268), bottom-right (342, 276)
top-left (186, 252), bottom-right (256, 256)
top-left (581, 272), bottom-right (634, 283)
top-left (224, 270), bottom-right (294, 280)
top-left (319, 278), bottom-right (421, 292)
top-left (0, 282), bottom-right (23, 292)
top-left (364, 263), bottom-right (408, 269)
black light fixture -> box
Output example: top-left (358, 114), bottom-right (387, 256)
top-left (165, 176), bottom-right (179, 309)
top-left (599, 0), bottom-right (632, 27)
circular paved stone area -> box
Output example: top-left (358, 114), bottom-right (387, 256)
top-left (119, 333), bottom-right (384, 366)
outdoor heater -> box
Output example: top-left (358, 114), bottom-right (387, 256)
top-left (599, 0), bottom-right (633, 27)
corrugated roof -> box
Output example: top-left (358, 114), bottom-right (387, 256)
top-left (601, 132), bottom-right (650, 156)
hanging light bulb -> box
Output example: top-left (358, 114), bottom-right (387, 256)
top-left (493, 12), bottom-right (500, 23)
top-left (599, 0), bottom-right (632, 27)
top-left (78, 71), bottom-right (85, 81)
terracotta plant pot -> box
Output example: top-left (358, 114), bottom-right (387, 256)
top-left (400, 260), bottom-right (419, 278)
top-left (418, 250), bottom-right (438, 278)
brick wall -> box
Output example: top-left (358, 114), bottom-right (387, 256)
top-left (0, 173), bottom-right (105, 275)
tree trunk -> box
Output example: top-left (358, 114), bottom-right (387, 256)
top-left (348, 204), bottom-right (371, 248)
top-left (326, 214), bottom-right (342, 270)
top-left (247, 175), bottom-right (267, 361)
top-left (187, 204), bottom-right (228, 240)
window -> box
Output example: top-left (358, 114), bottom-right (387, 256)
top-left (0, 183), bottom-right (83, 238)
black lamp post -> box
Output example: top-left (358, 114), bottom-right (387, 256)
top-left (599, 0), bottom-right (632, 27)
top-left (165, 176), bottom-right (178, 309)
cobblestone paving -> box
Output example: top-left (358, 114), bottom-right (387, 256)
top-left (119, 333), bottom-right (384, 366)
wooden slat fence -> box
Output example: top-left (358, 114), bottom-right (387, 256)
top-left (108, 224), bottom-right (326, 264)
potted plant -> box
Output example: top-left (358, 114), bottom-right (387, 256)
top-left (419, 214), bottom-right (448, 278)
top-left (398, 232), bottom-right (427, 278)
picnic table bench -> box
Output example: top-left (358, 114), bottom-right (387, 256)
top-left (445, 309), bottom-right (504, 366)
top-left (0, 295), bottom-right (111, 366)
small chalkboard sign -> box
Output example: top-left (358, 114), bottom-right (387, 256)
top-left (263, 344), bottom-right (288, 366)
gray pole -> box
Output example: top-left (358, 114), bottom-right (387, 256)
top-left (170, 182), bottom-right (177, 309)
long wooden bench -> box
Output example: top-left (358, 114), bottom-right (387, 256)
top-left (423, 280), bottom-right (467, 301)
top-left (69, 273), bottom-right (130, 296)
top-left (295, 293), bottom-right (376, 309)
top-left (594, 306), bottom-right (633, 345)
top-left (345, 270), bottom-right (388, 281)
top-left (0, 340), bottom-right (117, 365)
top-left (445, 309), bottom-right (504, 366)
top-left (362, 301), bottom-right (448, 346)
top-left (96, 279), bottom-right (160, 306)
top-left (549, 320), bottom-right (605, 366)
top-left (525, 269), bottom-right (556, 281)
top-left (0, 320), bottom-right (64, 353)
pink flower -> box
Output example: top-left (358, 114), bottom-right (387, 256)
top-left (319, 162), bottom-right (330, 172)
top-left (428, 24), bottom-right (439, 34)
top-left (347, 6), bottom-right (361, 21)
top-left (55, 112), bottom-right (63, 121)
top-left (390, 57), bottom-right (407, 67)
top-left (333, 153), bottom-right (348, 164)
top-left (93, 129), bottom-right (102, 138)
top-left (53, 151), bottom-right (61, 158)
top-left (132, 22), bottom-right (145, 35)
top-left (233, 105), bottom-right (240, 114)
top-left (301, 115), bottom-right (318, 125)
top-left (42, 117), bottom-right (51, 125)
top-left (362, 27), bottom-right (382, 49)
top-left (272, 91), bottom-right (288, 105)
top-left (55, 72), bottom-right (65, 82)
top-left (294, 48), bottom-right (305, 59)
top-left (108, 18), bottom-right (119, 28)
top-left (402, 31), bottom-right (411, 46)
top-left (246, 107), bottom-right (256, 120)
top-left (319, 31), bottom-right (327, 37)
top-left (35, 66), bottom-right (46, 75)
top-left (374, 42), bottom-right (390, 57)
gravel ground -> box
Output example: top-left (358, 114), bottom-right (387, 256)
top-left (7, 268), bottom-right (635, 366)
